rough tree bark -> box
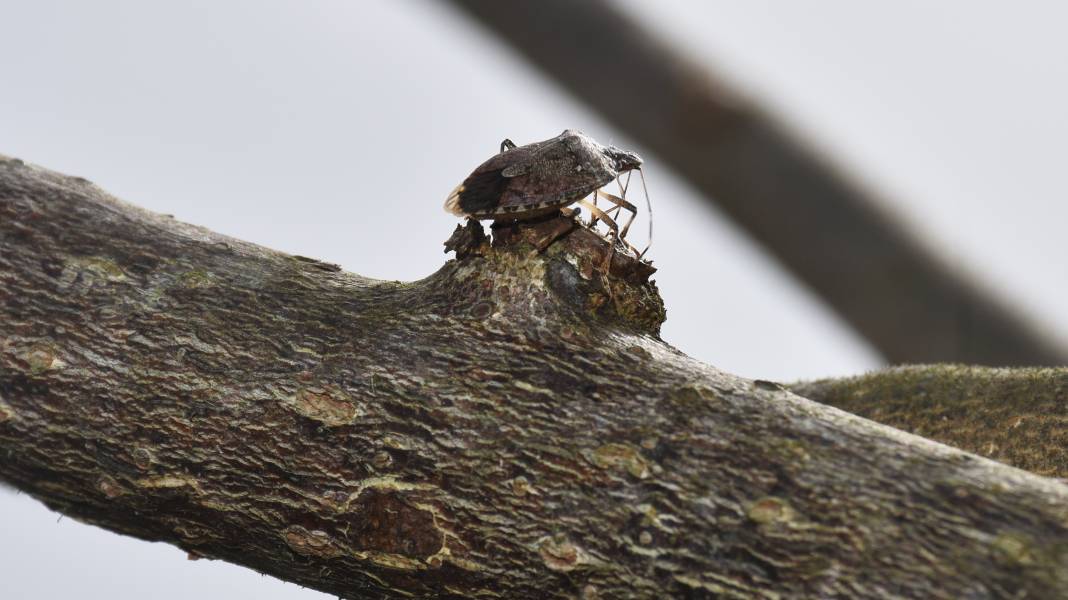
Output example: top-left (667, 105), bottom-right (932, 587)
top-left (2, 155), bottom-right (1068, 599)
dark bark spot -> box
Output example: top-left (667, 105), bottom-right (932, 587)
top-left (457, 168), bottom-right (508, 215)
top-left (342, 489), bottom-right (443, 558)
top-left (469, 301), bottom-right (495, 319)
top-left (0, 372), bottom-right (50, 397)
top-left (40, 256), bottom-right (65, 277)
top-left (546, 259), bottom-right (585, 309)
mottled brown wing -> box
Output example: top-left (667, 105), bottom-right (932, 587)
top-left (447, 137), bottom-right (567, 217)
top-left (449, 165), bottom-right (508, 216)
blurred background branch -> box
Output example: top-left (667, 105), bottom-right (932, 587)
top-left (448, 0), bottom-right (1068, 366)
top-left (792, 365), bottom-right (1068, 478)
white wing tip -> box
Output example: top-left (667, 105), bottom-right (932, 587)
top-left (444, 184), bottom-right (467, 217)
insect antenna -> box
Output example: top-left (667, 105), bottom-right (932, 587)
top-left (617, 170), bottom-right (631, 197)
top-left (637, 167), bottom-right (653, 259)
top-left (609, 171), bottom-right (631, 221)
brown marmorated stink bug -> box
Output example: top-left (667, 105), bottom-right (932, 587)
top-left (445, 129), bottom-right (653, 259)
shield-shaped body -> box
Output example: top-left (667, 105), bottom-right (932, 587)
top-left (445, 129), bottom-right (642, 220)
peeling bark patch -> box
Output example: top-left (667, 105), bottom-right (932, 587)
top-left (179, 270), bottom-right (214, 288)
top-left (992, 534), bottom-right (1036, 566)
top-left (371, 450), bottom-right (392, 469)
top-left (0, 395), bottom-right (15, 423)
top-left (344, 489), bottom-right (443, 558)
top-left (381, 435), bottom-right (411, 451)
top-left (510, 476), bottom-right (533, 496)
top-left (670, 385), bottom-right (717, 408)
top-left (587, 443), bottom-right (650, 479)
top-left (290, 385), bottom-right (360, 426)
top-left (137, 474), bottom-right (202, 493)
top-left (283, 525), bottom-right (343, 559)
top-left (747, 497), bottom-right (795, 525)
top-left (537, 534), bottom-right (585, 572)
top-left (96, 475), bottom-right (126, 499)
top-left (174, 524), bottom-right (216, 545)
top-left (131, 446), bottom-right (155, 470)
top-left (514, 380), bottom-right (554, 396)
top-left (22, 344), bottom-right (63, 374)
top-left (73, 256), bottom-right (127, 282)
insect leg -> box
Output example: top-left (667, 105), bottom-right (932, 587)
top-left (577, 198), bottom-right (623, 271)
top-left (578, 198), bottom-right (620, 238)
top-left (595, 189), bottom-right (640, 256)
top-left (587, 190), bottom-right (602, 228)
top-left (500, 139), bottom-right (517, 153)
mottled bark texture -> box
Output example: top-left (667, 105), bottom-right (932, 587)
top-left (2, 155), bottom-right (1068, 599)
top-left (793, 365), bottom-right (1068, 480)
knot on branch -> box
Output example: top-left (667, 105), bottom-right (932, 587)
top-left (442, 215), bottom-right (665, 335)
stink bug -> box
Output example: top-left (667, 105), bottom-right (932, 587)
top-left (445, 129), bottom-right (652, 259)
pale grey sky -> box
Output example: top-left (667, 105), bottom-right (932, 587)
top-left (2, 1), bottom-right (1065, 598)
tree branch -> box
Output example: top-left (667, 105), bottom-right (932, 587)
top-left (793, 365), bottom-right (1068, 479)
top-left (3, 155), bottom-right (1068, 598)
top-left (446, 0), bottom-right (1068, 367)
